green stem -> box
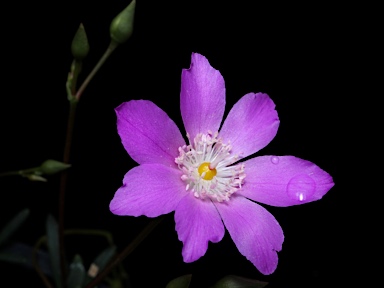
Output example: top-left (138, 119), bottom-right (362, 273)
top-left (85, 217), bottom-right (163, 288)
top-left (75, 41), bottom-right (119, 101)
top-left (0, 171), bottom-right (20, 177)
top-left (0, 167), bottom-right (40, 178)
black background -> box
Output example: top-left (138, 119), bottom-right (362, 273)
top-left (0, 1), bottom-right (346, 287)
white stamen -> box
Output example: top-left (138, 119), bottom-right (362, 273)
top-left (175, 131), bottom-right (245, 202)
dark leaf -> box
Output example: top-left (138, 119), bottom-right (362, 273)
top-left (46, 214), bottom-right (62, 288)
top-left (0, 208), bottom-right (30, 247)
top-left (0, 242), bottom-right (52, 275)
top-left (85, 245), bottom-right (116, 284)
top-left (213, 275), bottom-right (268, 288)
top-left (166, 274), bottom-right (192, 288)
top-left (67, 254), bottom-right (85, 288)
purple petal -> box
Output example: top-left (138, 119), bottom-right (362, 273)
top-left (116, 100), bottom-right (185, 167)
top-left (175, 195), bottom-right (225, 262)
top-left (238, 156), bottom-right (334, 207)
top-left (180, 53), bottom-right (226, 140)
top-left (110, 164), bottom-right (186, 217)
top-left (215, 195), bottom-right (284, 275)
top-left (219, 93), bottom-right (279, 159)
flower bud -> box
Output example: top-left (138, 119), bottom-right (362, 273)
top-left (39, 159), bottom-right (71, 175)
top-left (71, 23), bottom-right (90, 60)
top-left (110, 0), bottom-right (136, 44)
top-left (27, 174), bottom-right (47, 182)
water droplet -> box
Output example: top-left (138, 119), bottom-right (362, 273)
top-left (271, 156), bottom-right (279, 164)
top-left (286, 174), bottom-right (316, 201)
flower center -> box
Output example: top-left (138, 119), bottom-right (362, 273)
top-left (175, 131), bottom-right (245, 202)
top-left (198, 162), bottom-right (217, 180)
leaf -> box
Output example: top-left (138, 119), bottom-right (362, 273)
top-left (0, 246), bottom-right (29, 265)
top-left (0, 242), bottom-right (52, 276)
top-left (166, 274), bottom-right (192, 288)
top-left (213, 275), bottom-right (268, 288)
top-left (85, 245), bottom-right (116, 284)
top-left (93, 245), bottom-right (116, 272)
top-left (67, 254), bottom-right (85, 288)
top-left (46, 214), bottom-right (62, 288)
top-left (0, 208), bottom-right (30, 247)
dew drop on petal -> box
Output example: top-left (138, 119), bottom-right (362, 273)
top-left (286, 174), bottom-right (316, 202)
top-left (271, 156), bottom-right (279, 164)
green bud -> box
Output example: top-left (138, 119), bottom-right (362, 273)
top-left (39, 159), bottom-right (71, 175)
top-left (71, 23), bottom-right (90, 60)
top-left (110, 0), bottom-right (136, 44)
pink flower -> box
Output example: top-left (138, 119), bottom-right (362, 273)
top-left (110, 53), bottom-right (334, 275)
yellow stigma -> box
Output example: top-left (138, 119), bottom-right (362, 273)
top-left (198, 162), bottom-right (217, 180)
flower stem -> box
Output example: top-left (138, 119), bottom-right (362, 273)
top-left (57, 39), bottom-right (119, 287)
top-left (33, 235), bottom-right (54, 288)
top-left (85, 217), bottom-right (163, 288)
top-left (71, 60), bottom-right (82, 96)
top-left (58, 100), bottom-right (77, 283)
top-left (0, 167), bottom-right (40, 178)
top-left (75, 40), bottom-right (119, 101)
top-left (0, 171), bottom-right (20, 177)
